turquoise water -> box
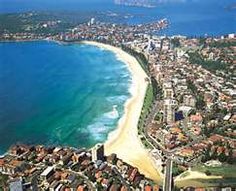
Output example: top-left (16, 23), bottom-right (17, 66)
top-left (0, 41), bottom-right (131, 154)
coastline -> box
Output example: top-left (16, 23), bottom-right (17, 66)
top-left (0, 39), bottom-right (162, 182)
top-left (0, 39), bottom-right (43, 43)
top-left (83, 41), bottom-right (162, 183)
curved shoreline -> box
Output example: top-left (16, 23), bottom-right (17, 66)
top-left (83, 41), bottom-right (161, 183)
top-left (0, 39), bottom-right (161, 182)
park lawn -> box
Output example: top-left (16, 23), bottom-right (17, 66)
top-left (175, 164), bottom-right (236, 188)
top-left (192, 164), bottom-right (236, 178)
top-left (138, 84), bottom-right (154, 133)
top-left (176, 178), bottom-right (236, 188)
top-left (176, 179), bottom-right (217, 188)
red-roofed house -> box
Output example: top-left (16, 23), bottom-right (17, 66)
top-left (208, 134), bottom-right (224, 144)
top-left (77, 185), bottom-right (86, 191)
top-left (190, 113), bottom-right (202, 123)
top-left (145, 185), bottom-right (152, 191)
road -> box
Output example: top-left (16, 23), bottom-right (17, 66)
top-left (163, 159), bottom-right (173, 191)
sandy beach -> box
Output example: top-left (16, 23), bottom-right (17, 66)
top-left (83, 41), bottom-right (162, 183)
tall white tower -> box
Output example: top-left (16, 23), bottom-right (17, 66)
top-left (92, 143), bottom-right (104, 161)
top-left (90, 18), bottom-right (95, 25)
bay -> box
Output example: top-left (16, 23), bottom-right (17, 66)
top-left (0, 41), bottom-right (131, 154)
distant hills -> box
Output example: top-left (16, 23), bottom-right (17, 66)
top-left (114, 0), bottom-right (188, 8)
top-left (114, 0), bottom-right (157, 8)
top-left (226, 3), bottom-right (236, 10)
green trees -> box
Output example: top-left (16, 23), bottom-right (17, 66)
top-left (196, 95), bottom-right (206, 110)
top-left (205, 170), bottom-right (212, 176)
top-left (187, 80), bottom-right (197, 94)
top-left (227, 149), bottom-right (235, 164)
top-left (121, 45), bottom-right (149, 75)
top-left (201, 145), bottom-right (211, 163)
top-left (172, 163), bottom-right (184, 177)
top-left (188, 51), bottom-right (228, 72)
top-left (0, 173), bottom-right (8, 190)
top-left (199, 37), bottom-right (207, 46)
top-left (209, 40), bottom-right (236, 48)
top-left (201, 143), bottom-right (235, 164)
top-left (218, 152), bottom-right (227, 163)
top-left (138, 84), bottom-right (154, 133)
top-left (171, 38), bottom-right (180, 48)
top-left (186, 79), bottom-right (206, 110)
top-left (151, 76), bottom-right (161, 99)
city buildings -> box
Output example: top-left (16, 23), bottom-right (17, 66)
top-left (163, 99), bottom-right (177, 124)
top-left (91, 143), bottom-right (104, 162)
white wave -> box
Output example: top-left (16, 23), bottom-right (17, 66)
top-left (104, 105), bottom-right (119, 119)
top-left (106, 95), bottom-right (128, 103)
top-left (120, 72), bottom-right (130, 78)
top-left (87, 122), bottom-right (107, 140)
top-left (86, 105), bottom-right (120, 140)
top-left (104, 76), bottom-right (112, 80)
top-left (98, 47), bottom-right (106, 51)
top-left (129, 82), bottom-right (136, 95)
top-left (87, 118), bottom-right (113, 140)
top-left (115, 55), bottom-right (124, 63)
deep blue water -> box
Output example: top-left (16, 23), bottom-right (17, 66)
top-left (0, 0), bottom-right (235, 36)
top-left (0, 41), bottom-right (131, 154)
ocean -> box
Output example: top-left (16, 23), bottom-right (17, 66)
top-left (0, 41), bottom-right (131, 154)
top-left (0, 0), bottom-right (235, 36)
top-left (0, 0), bottom-right (235, 153)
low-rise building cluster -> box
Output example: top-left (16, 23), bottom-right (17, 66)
top-left (0, 144), bottom-right (160, 190)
